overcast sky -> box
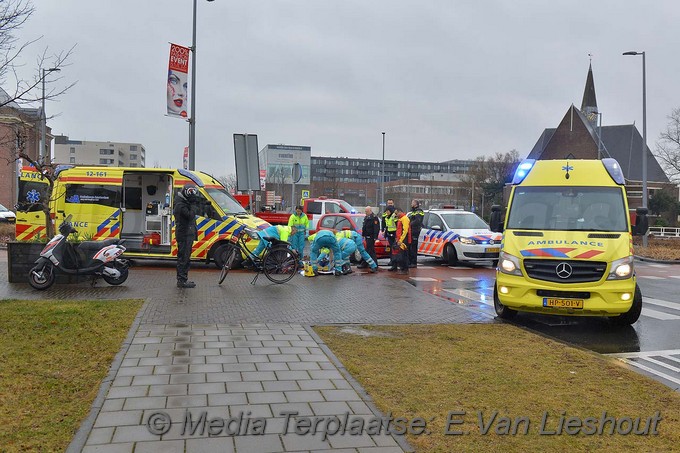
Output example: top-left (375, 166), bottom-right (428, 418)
top-left (12, 0), bottom-right (680, 177)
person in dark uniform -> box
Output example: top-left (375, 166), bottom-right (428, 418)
top-left (358, 205), bottom-right (380, 268)
top-left (174, 184), bottom-right (199, 288)
top-left (407, 199), bottom-right (424, 268)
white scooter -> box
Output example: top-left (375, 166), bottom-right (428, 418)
top-left (28, 216), bottom-right (129, 290)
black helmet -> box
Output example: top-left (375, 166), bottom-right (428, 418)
top-left (182, 185), bottom-right (198, 198)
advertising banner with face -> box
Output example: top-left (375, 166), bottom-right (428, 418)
top-left (167, 43), bottom-right (190, 118)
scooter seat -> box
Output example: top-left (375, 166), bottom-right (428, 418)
top-left (77, 239), bottom-right (119, 253)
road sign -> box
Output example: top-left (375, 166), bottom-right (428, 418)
top-left (301, 190), bottom-right (310, 199)
top-left (233, 134), bottom-right (260, 191)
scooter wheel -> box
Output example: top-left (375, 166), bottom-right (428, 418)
top-left (103, 264), bottom-right (129, 286)
top-left (29, 263), bottom-right (56, 290)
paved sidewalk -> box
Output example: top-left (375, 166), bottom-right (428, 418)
top-left (77, 323), bottom-right (405, 453)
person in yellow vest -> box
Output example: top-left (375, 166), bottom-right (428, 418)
top-left (288, 205), bottom-right (310, 266)
top-left (251, 225), bottom-right (295, 259)
top-left (382, 204), bottom-right (397, 270)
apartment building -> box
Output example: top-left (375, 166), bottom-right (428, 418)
top-left (53, 135), bottom-right (146, 167)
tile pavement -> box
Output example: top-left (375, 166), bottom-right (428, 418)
top-left (77, 323), bottom-right (407, 453)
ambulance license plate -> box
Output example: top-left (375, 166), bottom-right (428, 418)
top-left (543, 298), bottom-right (584, 309)
top-left (486, 247), bottom-right (500, 253)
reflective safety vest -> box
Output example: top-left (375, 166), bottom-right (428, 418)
top-left (288, 213), bottom-right (310, 232)
top-left (383, 212), bottom-right (397, 232)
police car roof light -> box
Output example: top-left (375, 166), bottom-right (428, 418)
top-left (602, 158), bottom-right (625, 185)
top-left (512, 159), bottom-right (535, 184)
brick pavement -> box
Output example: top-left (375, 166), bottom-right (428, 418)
top-left (1, 251), bottom-right (492, 451)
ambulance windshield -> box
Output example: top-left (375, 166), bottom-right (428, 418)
top-left (205, 188), bottom-right (247, 215)
top-left (506, 186), bottom-right (628, 232)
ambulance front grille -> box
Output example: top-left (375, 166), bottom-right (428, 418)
top-left (523, 259), bottom-right (607, 283)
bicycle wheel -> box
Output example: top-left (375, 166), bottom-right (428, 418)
top-left (218, 244), bottom-right (239, 285)
top-left (263, 246), bottom-right (299, 284)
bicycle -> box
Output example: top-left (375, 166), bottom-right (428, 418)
top-left (218, 228), bottom-right (299, 285)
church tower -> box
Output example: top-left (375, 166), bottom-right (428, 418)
top-left (580, 62), bottom-right (598, 128)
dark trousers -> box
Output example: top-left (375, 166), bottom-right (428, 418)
top-left (394, 247), bottom-right (409, 271)
top-left (364, 236), bottom-right (377, 263)
top-left (408, 233), bottom-right (420, 266)
top-left (176, 236), bottom-right (194, 282)
top-left (386, 231), bottom-right (396, 267)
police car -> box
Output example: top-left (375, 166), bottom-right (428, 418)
top-left (417, 208), bottom-right (502, 265)
top-left (0, 203), bottom-right (16, 223)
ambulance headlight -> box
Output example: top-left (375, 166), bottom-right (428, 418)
top-left (608, 256), bottom-right (634, 280)
top-left (499, 252), bottom-right (522, 276)
top-left (245, 228), bottom-right (259, 240)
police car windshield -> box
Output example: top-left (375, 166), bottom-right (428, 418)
top-left (506, 186), bottom-right (627, 232)
top-left (441, 213), bottom-right (489, 230)
top-left (205, 188), bottom-right (247, 214)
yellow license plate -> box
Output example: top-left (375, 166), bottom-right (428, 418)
top-left (486, 247), bottom-right (500, 253)
top-left (543, 298), bottom-right (584, 309)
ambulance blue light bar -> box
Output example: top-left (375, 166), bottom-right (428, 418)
top-left (602, 158), bottom-right (625, 185)
top-left (512, 159), bottom-right (535, 184)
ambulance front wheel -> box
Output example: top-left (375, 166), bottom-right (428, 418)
top-left (611, 285), bottom-right (642, 326)
top-left (494, 283), bottom-right (517, 320)
top-left (214, 243), bottom-right (242, 269)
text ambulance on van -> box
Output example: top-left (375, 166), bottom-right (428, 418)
top-left (489, 158), bottom-right (649, 325)
top-left (15, 166), bottom-right (270, 268)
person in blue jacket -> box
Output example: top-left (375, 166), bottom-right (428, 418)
top-left (307, 230), bottom-right (342, 276)
top-left (251, 225), bottom-right (295, 259)
top-left (335, 230), bottom-right (378, 274)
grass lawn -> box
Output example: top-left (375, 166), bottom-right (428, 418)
top-left (316, 324), bottom-right (680, 453)
top-left (0, 299), bottom-right (143, 452)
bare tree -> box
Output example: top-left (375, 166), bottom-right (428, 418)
top-left (461, 150), bottom-right (520, 217)
top-left (0, 0), bottom-right (76, 109)
top-left (655, 108), bottom-right (680, 182)
top-left (216, 174), bottom-right (237, 193)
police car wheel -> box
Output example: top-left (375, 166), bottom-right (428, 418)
top-left (494, 284), bottom-right (517, 320)
top-left (444, 243), bottom-right (459, 265)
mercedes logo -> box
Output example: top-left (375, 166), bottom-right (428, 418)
top-left (555, 262), bottom-right (573, 279)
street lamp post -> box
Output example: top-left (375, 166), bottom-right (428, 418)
top-left (623, 50), bottom-right (648, 247)
top-left (381, 132), bottom-right (385, 206)
top-left (40, 67), bottom-right (61, 163)
top-left (188, 0), bottom-right (215, 171)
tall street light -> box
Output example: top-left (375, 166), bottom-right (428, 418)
top-left (189, 0), bottom-right (215, 171)
top-left (40, 67), bottom-right (61, 163)
top-left (623, 50), bottom-right (648, 247)
top-left (381, 132), bottom-right (385, 206)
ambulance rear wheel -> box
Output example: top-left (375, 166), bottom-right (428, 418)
top-left (611, 285), bottom-right (642, 326)
top-left (494, 284), bottom-right (517, 320)
top-left (29, 263), bottom-right (55, 290)
top-left (444, 243), bottom-right (459, 265)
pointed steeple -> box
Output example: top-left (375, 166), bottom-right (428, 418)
top-left (581, 62), bottom-right (598, 127)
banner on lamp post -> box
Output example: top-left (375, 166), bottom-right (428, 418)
top-left (183, 147), bottom-right (189, 169)
top-left (167, 43), bottom-right (190, 118)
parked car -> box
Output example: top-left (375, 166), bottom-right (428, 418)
top-left (316, 212), bottom-right (391, 260)
top-left (418, 209), bottom-right (502, 265)
top-left (0, 203), bottom-right (16, 223)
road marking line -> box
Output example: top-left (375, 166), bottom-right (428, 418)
top-left (615, 359), bottom-right (680, 386)
top-left (638, 275), bottom-right (664, 279)
top-left (645, 297), bottom-right (680, 310)
top-left (444, 289), bottom-right (491, 305)
top-left (643, 357), bottom-right (680, 373)
top-left (670, 276), bottom-right (680, 279)
top-left (641, 308), bottom-right (680, 320)
top-left (608, 349), bottom-right (680, 358)
top-left (416, 266), bottom-right (436, 269)
top-left (648, 264), bottom-right (670, 268)
top-left (409, 277), bottom-right (439, 282)
top-left (450, 277), bottom-right (479, 282)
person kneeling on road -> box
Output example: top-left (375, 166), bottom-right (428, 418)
top-left (335, 230), bottom-right (378, 274)
top-left (307, 230), bottom-right (342, 276)
top-left (251, 225), bottom-right (295, 262)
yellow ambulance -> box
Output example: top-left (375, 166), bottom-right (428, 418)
top-left (15, 166), bottom-right (270, 267)
top-left (489, 158), bottom-right (649, 325)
